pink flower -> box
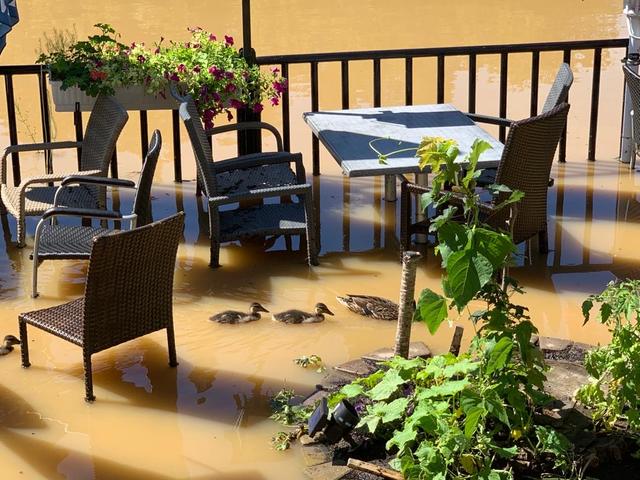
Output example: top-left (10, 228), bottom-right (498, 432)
top-left (177, 64), bottom-right (186, 73)
top-left (230, 99), bottom-right (244, 109)
top-left (224, 35), bottom-right (234, 46)
top-left (252, 103), bottom-right (264, 113)
top-left (137, 55), bottom-right (146, 63)
top-left (271, 67), bottom-right (280, 75)
top-left (270, 97), bottom-right (279, 106)
top-left (130, 42), bottom-right (137, 49)
top-left (226, 110), bottom-right (233, 121)
top-left (225, 71), bottom-right (235, 80)
top-left (202, 108), bottom-right (215, 129)
top-left (193, 65), bottom-right (201, 73)
top-left (154, 47), bottom-right (161, 54)
top-left (208, 65), bottom-right (224, 80)
top-left (169, 72), bottom-right (180, 82)
top-left (225, 83), bottom-right (237, 93)
top-left (273, 80), bottom-right (287, 95)
top-left (212, 92), bottom-right (221, 102)
top-left (209, 33), bottom-right (217, 41)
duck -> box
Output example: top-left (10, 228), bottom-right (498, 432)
top-left (336, 294), bottom-right (400, 321)
top-left (272, 303), bottom-right (334, 324)
top-left (0, 335), bottom-right (20, 356)
top-left (210, 303), bottom-right (269, 324)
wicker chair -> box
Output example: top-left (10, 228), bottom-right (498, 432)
top-left (179, 97), bottom-right (318, 267)
top-left (30, 130), bottom-right (162, 298)
top-left (400, 103), bottom-right (570, 254)
top-left (0, 96), bottom-right (128, 247)
top-left (467, 63), bottom-right (573, 185)
top-left (18, 212), bottom-right (184, 402)
top-left (623, 65), bottom-right (640, 169)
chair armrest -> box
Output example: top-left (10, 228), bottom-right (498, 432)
top-left (41, 207), bottom-right (125, 222)
top-left (3, 141), bottom-right (81, 156)
top-left (213, 152), bottom-right (303, 173)
top-left (205, 121), bottom-right (284, 151)
top-left (465, 113), bottom-right (514, 128)
top-left (209, 183), bottom-right (312, 206)
top-left (19, 170), bottom-right (102, 190)
top-left (61, 175), bottom-right (136, 189)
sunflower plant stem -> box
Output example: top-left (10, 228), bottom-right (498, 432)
top-left (394, 251), bottom-right (422, 358)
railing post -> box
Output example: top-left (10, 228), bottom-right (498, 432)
top-left (238, 0), bottom-right (261, 156)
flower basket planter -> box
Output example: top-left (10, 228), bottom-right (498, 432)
top-left (49, 80), bottom-right (177, 112)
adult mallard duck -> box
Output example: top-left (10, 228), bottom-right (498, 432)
top-left (210, 303), bottom-right (269, 324)
top-left (272, 303), bottom-right (334, 324)
top-left (336, 294), bottom-right (399, 321)
top-left (0, 335), bottom-right (20, 356)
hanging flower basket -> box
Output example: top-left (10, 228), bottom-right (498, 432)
top-left (39, 24), bottom-right (286, 125)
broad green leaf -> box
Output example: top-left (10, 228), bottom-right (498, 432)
top-left (415, 288), bottom-right (449, 334)
top-left (368, 369), bottom-right (406, 401)
top-left (460, 453), bottom-right (478, 474)
top-left (464, 405), bottom-right (486, 437)
top-left (473, 228), bottom-right (515, 270)
top-left (489, 444), bottom-right (519, 459)
top-left (441, 357), bottom-right (480, 378)
top-left (436, 222), bottom-right (468, 267)
top-left (446, 249), bottom-right (493, 307)
top-left (462, 139), bottom-right (492, 186)
top-left (339, 383), bottom-right (364, 399)
top-left (417, 378), bottom-right (470, 400)
top-left (460, 389), bottom-right (484, 414)
top-left (386, 422), bottom-right (418, 454)
top-left (485, 337), bottom-right (514, 375)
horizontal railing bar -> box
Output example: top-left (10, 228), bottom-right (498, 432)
top-left (256, 38), bottom-right (628, 65)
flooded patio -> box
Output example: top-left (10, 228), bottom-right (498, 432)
top-left (0, 0), bottom-right (635, 478)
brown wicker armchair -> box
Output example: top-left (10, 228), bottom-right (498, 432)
top-left (0, 96), bottom-right (128, 247)
top-left (400, 103), bottom-right (570, 254)
top-left (18, 212), bottom-right (184, 402)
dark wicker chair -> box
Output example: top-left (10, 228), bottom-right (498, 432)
top-left (18, 212), bottom-right (184, 402)
top-left (623, 65), bottom-right (640, 169)
top-left (467, 63), bottom-right (573, 185)
top-left (400, 103), bottom-right (570, 254)
top-left (30, 130), bottom-right (162, 298)
top-left (179, 97), bottom-right (318, 267)
top-left (0, 96), bottom-right (129, 247)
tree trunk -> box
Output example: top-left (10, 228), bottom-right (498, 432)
top-left (394, 251), bottom-right (422, 358)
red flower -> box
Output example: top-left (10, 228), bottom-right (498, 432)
top-left (225, 83), bottom-right (237, 93)
top-left (177, 64), bottom-right (187, 73)
top-left (90, 70), bottom-right (107, 81)
top-left (193, 65), bottom-right (201, 73)
top-left (270, 97), bottom-right (279, 106)
top-left (271, 67), bottom-right (280, 75)
top-left (252, 103), bottom-right (264, 113)
top-left (224, 35), bottom-right (234, 46)
top-left (209, 33), bottom-right (217, 41)
top-left (169, 72), bottom-right (180, 82)
top-left (137, 55), bottom-right (146, 63)
top-left (230, 99), bottom-right (244, 109)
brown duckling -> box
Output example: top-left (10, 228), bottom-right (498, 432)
top-left (210, 303), bottom-right (269, 324)
top-left (272, 303), bottom-right (334, 324)
top-left (336, 294), bottom-right (399, 321)
top-left (0, 335), bottom-right (20, 356)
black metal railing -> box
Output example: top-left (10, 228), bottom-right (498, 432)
top-left (0, 37), bottom-right (629, 186)
top-left (256, 37), bottom-right (629, 176)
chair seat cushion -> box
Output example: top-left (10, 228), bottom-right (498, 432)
top-left (36, 224), bottom-right (111, 259)
top-left (214, 163), bottom-right (297, 196)
top-left (219, 203), bottom-right (307, 241)
top-left (19, 298), bottom-right (85, 346)
top-left (1, 184), bottom-right (100, 216)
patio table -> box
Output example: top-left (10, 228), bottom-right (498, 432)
top-left (304, 103), bottom-right (504, 201)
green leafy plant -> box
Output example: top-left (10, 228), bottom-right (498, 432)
top-left (578, 280), bottom-right (640, 431)
top-left (294, 354), bottom-right (326, 373)
top-left (37, 24), bottom-right (286, 128)
top-left (269, 388), bottom-right (313, 426)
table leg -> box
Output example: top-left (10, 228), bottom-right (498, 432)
top-left (384, 175), bottom-right (396, 202)
top-left (414, 172), bottom-right (428, 244)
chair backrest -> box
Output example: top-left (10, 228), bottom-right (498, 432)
top-left (131, 130), bottom-right (162, 226)
top-left (179, 96), bottom-right (217, 197)
top-left (541, 63), bottom-right (573, 114)
top-left (82, 212), bottom-right (184, 352)
top-left (623, 65), bottom-right (640, 144)
top-left (80, 96), bottom-right (129, 174)
top-left (493, 103), bottom-right (570, 245)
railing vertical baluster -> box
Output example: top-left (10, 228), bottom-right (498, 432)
top-left (530, 51), bottom-right (540, 116)
top-left (588, 47), bottom-right (602, 161)
top-left (110, 149), bottom-right (119, 178)
top-left (281, 63), bottom-right (291, 152)
top-left (373, 58), bottom-right (381, 108)
top-left (499, 52), bottom-right (508, 142)
top-left (437, 55), bottom-right (445, 103)
top-left (405, 57), bottom-right (413, 106)
top-left (310, 61), bottom-right (320, 176)
top-left (4, 75), bottom-right (20, 186)
top-left (73, 102), bottom-right (83, 172)
top-left (559, 49), bottom-right (571, 163)
top-left (341, 60), bottom-right (350, 109)
top-left (140, 110), bottom-right (149, 161)
top-left (38, 70), bottom-right (52, 174)
top-left (468, 54), bottom-right (477, 114)
top-left (172, 109), bottom-right (182, 183)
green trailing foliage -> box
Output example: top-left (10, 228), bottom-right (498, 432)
top-left (269, 389), bottom-right (313, 426)
top-left (294, 354), bottom-right (326, 373)
top-left (578, 280), bottom-right (640, 432)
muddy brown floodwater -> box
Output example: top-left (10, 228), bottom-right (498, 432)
top-left (0, 0), bottom-right (632, 478)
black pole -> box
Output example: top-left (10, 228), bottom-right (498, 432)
top-left (238, 0), bottom-right (261, 156)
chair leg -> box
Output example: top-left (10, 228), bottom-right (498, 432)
top-left (303, 192), bottom-right (319, 266)
top-left (208, 209), bottom-right (221, 268)
top-left (19, 320), bottom-right (30, 368)
top-left (538, 227), bottom-right (549, 254)
top-left (166, 323), bottom-right (178, 368)
top-left (17, 216), bottom-right (26, 248)
top-left (83, 352), bottom-right (96, 403)
top-left (399, 183), bottom-right (410, 253)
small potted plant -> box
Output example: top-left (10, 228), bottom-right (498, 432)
top-left (37, 24), bottom-right (286, 127)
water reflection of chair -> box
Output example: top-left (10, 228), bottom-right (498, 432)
top-left (179, 97), bottom-right (318, 267)
top-left (17, 212), bottom-right (184, 402)
top-left (0, 96), bottom-right (129, 247)
top-left (400, 103), bottom-right (570, 254)
top-left (623, 64), bottom-right (640, 170)
top-left (30, 130), bottom-right (162, 298)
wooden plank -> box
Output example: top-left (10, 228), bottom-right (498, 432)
top-left (304, 104), bottom-right (503, 178)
